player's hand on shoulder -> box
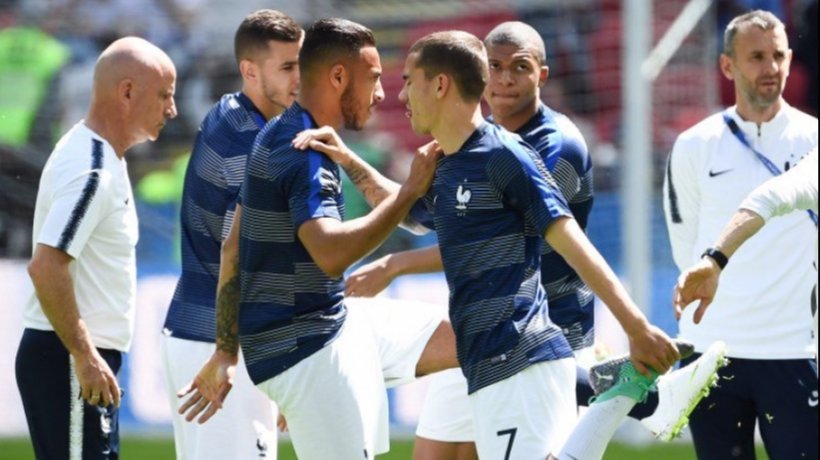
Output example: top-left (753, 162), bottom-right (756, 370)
top-left (346, 255), bottom-right (393, 297)
top-left (405, 141), bottom-right (442, 197)
top-left (292, 126), bottom-right (351, 165)
top-left (176, 351), bottom-right (237, 424)
top-left (75, 350), bottom-right (121, 408)
top-left (673, 258), bottom-right (720, 324)
top-left (627, 323), bottom-right (680, 376)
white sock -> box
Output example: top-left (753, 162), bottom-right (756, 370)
top-left (557, 396), bottom-right (637, 460)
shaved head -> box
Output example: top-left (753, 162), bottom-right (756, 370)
top-left (484, 21), bottom-right (546, 65)
top-left (85, 36), bottom-right (177, 155)
top-left (93, 36), bottom-right (176, 92)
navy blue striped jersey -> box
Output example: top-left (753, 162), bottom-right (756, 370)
top-left (238, 103), bottom-right (346, 384)
top-left (414, 122), bottom-right (574, 394)
top-left (164, 92), bottom-right (267, 342)
top-left (515, 104), bottom-right (594, 351)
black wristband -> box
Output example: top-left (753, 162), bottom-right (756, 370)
top-left (701, 247), bottom-right (729, 270)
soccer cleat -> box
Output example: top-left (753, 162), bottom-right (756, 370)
top-left (589, 358), bottom-right (659, 404)
top-left (588, 339), bottom-right (695, 396)
top-left (640, 340), bottom-right (729, 441)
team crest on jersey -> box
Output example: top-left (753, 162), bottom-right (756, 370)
top-left (455, 184), bottom-right (472, 215)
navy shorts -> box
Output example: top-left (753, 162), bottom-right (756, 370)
top-left (16, 329), bottom-right (122, 460)
top-left (681, 353), bottom-right (818, 460)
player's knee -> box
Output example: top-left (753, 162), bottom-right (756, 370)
top-left (416, 321), bottom-right (458, 376)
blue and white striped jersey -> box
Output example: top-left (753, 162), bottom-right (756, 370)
top-left (414, 122), bottom-right (574, 394)
top-left (238, 103), bottom-right (346, 384)
top-left (515, 104), bottom-right (594, 351)
top-left (164, 92), bottom-right (267, 342)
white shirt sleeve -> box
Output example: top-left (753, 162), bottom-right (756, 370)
top-left (663, 136), bottom-right (702, 270)
top-left (740, 147), bottom-right (819, 220)
top-left (37, 169), bottom-right (110, 258)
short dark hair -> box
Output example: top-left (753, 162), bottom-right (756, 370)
top-left (409, 31), bottom-right (488, 103)
top-left (723, 10), bottom-right (786, 57)
top-left (299, 18), bottom-right (376, 82)
top-left (484, 21), bottom-right (546, 66)
top-left (234, 10), bottom-right (302, 65)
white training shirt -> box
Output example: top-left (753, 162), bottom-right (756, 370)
top-left (664, 103), bottom-right (817, 359)
top-left (741, 146), bottom-right (819, 353)
top-left (741, 146), bottom-right (818, 218)
top-left (24, 122), bottom-right (138, 352)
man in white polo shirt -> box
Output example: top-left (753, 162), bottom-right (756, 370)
top-left (663, 10), bottom-right (817, 459)
top-left (16, 36), bottom-right (177, 460)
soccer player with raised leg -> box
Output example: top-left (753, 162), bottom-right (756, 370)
top-left (328, 22), bottom-right (725, 458)
top-left (396, 30), bottom-right (679, 459)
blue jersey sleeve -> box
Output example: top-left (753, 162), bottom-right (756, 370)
top-left (487, 142), bottom-right (572, 237)
top-left (289, 150), bottom-right (344, 230)
top-left (409, 193), bottom-right (436, 231)
top-left (550, 125), bottom-right (593, 230)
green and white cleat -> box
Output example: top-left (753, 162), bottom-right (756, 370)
top-left (588, 339), bottom-right (695, 396)
top-left (589, 358), bottom-right (659, 405)
top-left (640, 340), bottom-right (729, 441)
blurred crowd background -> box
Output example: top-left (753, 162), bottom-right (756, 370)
top-left (1, 0), bottom-right (816, 262)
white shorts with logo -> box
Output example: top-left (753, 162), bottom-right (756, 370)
top-left (416, 346), bottom-right (590, 445)
top-left (256, 297), bottom-right (444, 460)
top-left (470, 358), bottom-right (576, 458)
top-left (161, 334), bottom-right (278, 460)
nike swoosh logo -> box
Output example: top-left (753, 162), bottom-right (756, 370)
top-left (709, 169), bottom-right (733, 177)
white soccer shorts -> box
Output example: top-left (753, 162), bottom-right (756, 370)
top-left (416, 346), bottom-right (591, 444)
top-left (347, 296), bottom-right (446, 388)
top-left (255, 305), bottom-right (389, 459)
top-left (470, 358), bottom-right (576, 458)
top-left (415, 368), bottom-right (473, 442)
top-left (254, 297), bottom-right (444, 459)
top-left (161, 334), bottom-right (278, 460)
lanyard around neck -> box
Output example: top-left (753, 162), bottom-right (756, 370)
top-left (722, 111), bottom-right (817, 226)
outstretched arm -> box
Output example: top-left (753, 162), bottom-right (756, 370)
top-left (293, 126), bottom-right (397, 207)
top-left (673, 209), bottom-right (765, 324)
top-left (345, 245), bottom-right (443, 297)
top-left (299, 143), bottom-right (440, 279)
top-left (675, 148), bottom-right (817, 324)
top-left (293, 126), bottom-right (435, 234)
top-left (545, 217), bottom-right (680, 376)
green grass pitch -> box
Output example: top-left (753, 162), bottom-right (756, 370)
top-left (0, 436), bottom-right (769, 459)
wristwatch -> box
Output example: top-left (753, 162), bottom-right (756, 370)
top-left (701, 247), bottom-right (728, 270)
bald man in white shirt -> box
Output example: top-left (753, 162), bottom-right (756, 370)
top-left (16, 37), bottom-right (177, 460)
